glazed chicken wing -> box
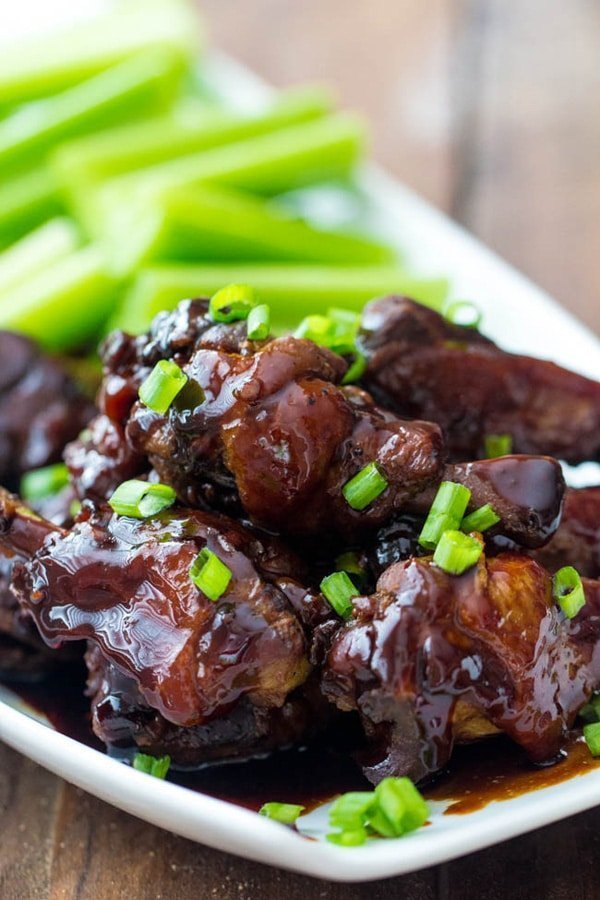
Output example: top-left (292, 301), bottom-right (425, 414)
top-left (323, 550), bottom-right (600, 784)
top-left (359, 296), bottom-right (600, 464)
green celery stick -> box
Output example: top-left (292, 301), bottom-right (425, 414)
top-left (0, 0), bottom-right (200, 106)
top-left (108, 184), bottom-right (398, 274)
top-left (0, 50), bottom-right (185, 174)
top-left (0, 168), bottom-right (63, 248)
top-left (0, 246), bottom-right (118, 351)
top-left (111, 264), bottom-right (449, 334)
top-left (83, 113), bottom-right (365, 241)
top-left (0, 218), bottom-right (79, 294)
top-left (52, 87), bottom-right (333, 185)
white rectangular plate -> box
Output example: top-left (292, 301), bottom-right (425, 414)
top-left (1, 5), bottom-right (600, 882)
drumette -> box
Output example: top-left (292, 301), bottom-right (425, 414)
top-left (359, 296), bottom-right (600, 464)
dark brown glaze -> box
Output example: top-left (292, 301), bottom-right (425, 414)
top-left (0, 330), bottom-right (95, 491)
top-left (529, 487), bottom-right (600, 578)
top-left (359, 296), bottom-right (600, 464)
top-left (125, 319), bottom-right (445, 540)
top-left (85, 644), bottom-right (332, 767)
top-left (65, 415), bottom-right (145, 504)
top-left (322, 551), bottom-right (600, 785)
top-left (1, 494), bottom-right (320, 729)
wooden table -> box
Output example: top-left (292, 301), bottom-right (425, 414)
top-left (1, 2), bottom-right (599, 897)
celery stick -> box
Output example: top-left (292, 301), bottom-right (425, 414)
top-left (0, 218), bottom-right (79, 294)
top-left (110, 184), bottom-right (397, 274)
top-left (0, 0), bottom-right (200, 106)
top-left (0, 169), bottom-right (63, 247)
top-left (0, 247), bottom-right (118, 351)
top-left (112, 265), bottom-right (449, 334)
top-left (0, 50), bottom-right (185, 173)
top-left (52, 87), bottom-right (333, 185)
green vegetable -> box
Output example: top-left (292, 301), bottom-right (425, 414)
top-left (0, 218), bottom-right (79, 294)
top-left (320, 571), bottom-right (357, 620)
top-left (52, 86), bottom-right (333, 187)
top-left (209, 283), bottom-right (257, 323)
top-left (433, 530), bottom-right (483, 575)
top-left (0, 49), bottom-right (184, 175)
top-left (108, 480), bottom-right (177, 519)
top-left (0, 246), bottom-right (118, 351)
top-left (553, 566), bottom-right (586, 619)
top-left (247, 304), bottom-right (271, 340)
top-left (327, 777), bottom-right (429, 846)
top-left (484, 433), bottom-right (513, 458)
top-left (189, 548), bottom-right (232, 602)
top-left (132, 752), bottom-right (171, 779)
top-left (444, 299), bottom-right (482, 329)
top-left (21, 463), bottom-right (69, 502)
top-left (583, 723), bottom-right (600, 757)
top-left (460, 503), bottom-right (500, 534)
top-left (138, 359), bottom-right (189, 414)
top-left (101, 182), bottom-right (396, 275)
top-left (0, 168), bottom-right (63, 248)
top-left (418, 481), bottom-right (471, 550)
top-left (0, 0), bottom-right (199, 106)
top-left (342, 462), bottom-right (388, 511)
top-left (112, 264), bottom-right (449, 336)
top-left (258, 803), bottom-right (305, 825)
top-left (579, 694), bottom-right (600, 724)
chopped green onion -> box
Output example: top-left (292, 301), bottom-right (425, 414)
top-left (341, 350), bottom-right (367, 385)
top-left (461, 503), bottom-right (500, 534)
top-left (418, 481), bottom-right (471, 550)
top-left (583, 723), bottom-right (600, 757)
top-left (209, 283), bottom-right (257, 323)
top-left (553, 566), bottom-right (586, 619)
top-left (189, 548), bottom-right (232, 601)
top-left (342, 462), bottom-right (388, 511)
top-left (294, 310), bottom-right (357, 356)
top-left (132, 752), bottom-right (171, 779)
top-left (579, 693), bottom-right (600, 724)
top-left (320, 571), bottom-right (357, 619)
top-left (294, 313), bottom-right (335, 343)
top-left (69, 499), bottom-right (82, 518)
top-left (246, 303), bottom-right (271, 340)
top-left (108, 479), bottom-right (176, 519)
top-left (327, 779), bottom-right (428, 846)
top-left (444, 299), bottom-right (482, 329)
top-left (484, 433), bottom-right (513, 458)
top-left (374, 777), bottom-right (429, 836)
top-left (433, 530), bottom-right (483, 575)
top-left (21, 463), bottom-right (69, 502)
top-left (259, 802), bottom-right (305, 824)
top-left (327, 307), bottom-right (361, 329)
top-left (138, 358), bottom-right (188, 415)
top-left (335, 550), bottom-right (365, 581)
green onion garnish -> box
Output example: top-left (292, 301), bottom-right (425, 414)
top-left (294, 309), bottom-right (359, 356)
top-left (444, 299), bottom-right (482, 329)
top-left (418, 481), bottom-right (471, 550)
top-left (579, 693), bottom-right (600, 724)
top-left (21, 463), bottom-right (70, 502)
top-left (209, 283), bottom-right (257, 323)
top-left (327, 778), bottom-right (428, 846)
top-left (132, 753), bottom-right (171, 779)
top-left (461, 503), bottom-right (500, 534)
top-left (583, 723), bottom-right (600, 757)
top-left (335, 550), bottom-right (365, 580)
top-left (138, 359), bottom-right (188, 415)
top-left (320, 571), bottom-right (357, 619)
top-left (246, 303), bottom-right (271, 340)
top-left (484, 433), bottom-right (513, 458)
top-left (259, 802), bottom-right (305, 825)
top-left (108, 479), bottom-right (176, 519)
top-left (342, 462), bottom-right (388, 511)
top-left (433, 530), bottom-right (483, 575)
top-left (69, 499), bottom-right (82, 518)
top-left (553, 566), bottom-right (586, 619)
top-left (341, 350), bottom-right (367, 385)
top-left (189, 548), bottom-right (232, 602)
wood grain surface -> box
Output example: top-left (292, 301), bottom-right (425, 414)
top-left (1, 2), bottom-right (599, 898)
